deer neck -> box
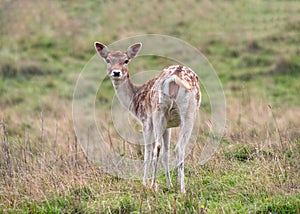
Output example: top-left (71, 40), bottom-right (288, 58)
top-left (112, 77), bottom-right (139, 111)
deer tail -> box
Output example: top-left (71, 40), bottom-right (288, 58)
top-left (173, 75), bottom-right (192, 91)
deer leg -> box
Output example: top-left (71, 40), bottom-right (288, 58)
top-left (176, 112), bottom-right (195, 193)
top-left (162, 128), bottom-right (172, 188)
top-left (142, 122), bottom-right (153, 186)
top-left (151, 110), bottom-right (166, 190)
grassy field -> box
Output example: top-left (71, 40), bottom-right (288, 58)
top-left (0, 0), bottom-right (300, 213)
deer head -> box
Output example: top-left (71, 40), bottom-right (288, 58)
top-left (94, 42), bottom-right (142, 80)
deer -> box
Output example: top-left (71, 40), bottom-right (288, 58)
top-left (94, 42), bottom-right (201, 193)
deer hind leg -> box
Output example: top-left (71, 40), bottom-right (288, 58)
top-left (162, 128), bottom-right (172, 188)
top-left (151, 110), bottom-right (166, 190)
top-left (176, 109), bottom-right (197, 193)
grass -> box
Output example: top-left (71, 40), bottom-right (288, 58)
top-left (0, 0), bottom-right (300, 213)
top-left (1, 95), bottom-right (299, 213)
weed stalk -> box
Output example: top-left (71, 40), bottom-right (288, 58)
top-left (1, 119), bottom-right (13, 182)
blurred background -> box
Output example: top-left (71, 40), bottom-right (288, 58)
top-left (0, 0), bottom-right (299, 213)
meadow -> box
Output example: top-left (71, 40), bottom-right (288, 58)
top-left (0, 0), bottom-right (299, 213)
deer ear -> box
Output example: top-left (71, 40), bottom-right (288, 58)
top-left (94, 42), bottom-right (108, 58)
top-left (127, 43), bottom-right (142, 59)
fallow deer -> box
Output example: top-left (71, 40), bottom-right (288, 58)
top-left (94, 42), bottom-right (201, 192)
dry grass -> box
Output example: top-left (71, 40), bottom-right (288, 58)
top-left (0, 94), bottom-right (299, 212)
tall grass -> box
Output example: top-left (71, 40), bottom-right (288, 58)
top-left (0, 96), bottom-right (299, 213)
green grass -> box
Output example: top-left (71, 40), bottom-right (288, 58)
top-left (0, 0), bottom-right (300, 213)
top-left (1, 0), bottom-right (300, 107)
top-left (24, 191), bottom-right (297, 213)
top-left (3, 158), bottom-right (299, 213)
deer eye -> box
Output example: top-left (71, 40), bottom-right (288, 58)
top-left (124, 59), bottom-right (129, 64)
top-left (105, 59), bottom-right (111, 63)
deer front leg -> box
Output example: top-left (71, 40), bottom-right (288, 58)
top-left (151, 110), bottom-right (166, 191)
top-left (142, 123), bottom-right (153, 187)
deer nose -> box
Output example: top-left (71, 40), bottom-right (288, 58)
top-left (112, 70), bottom-right (121, 77)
